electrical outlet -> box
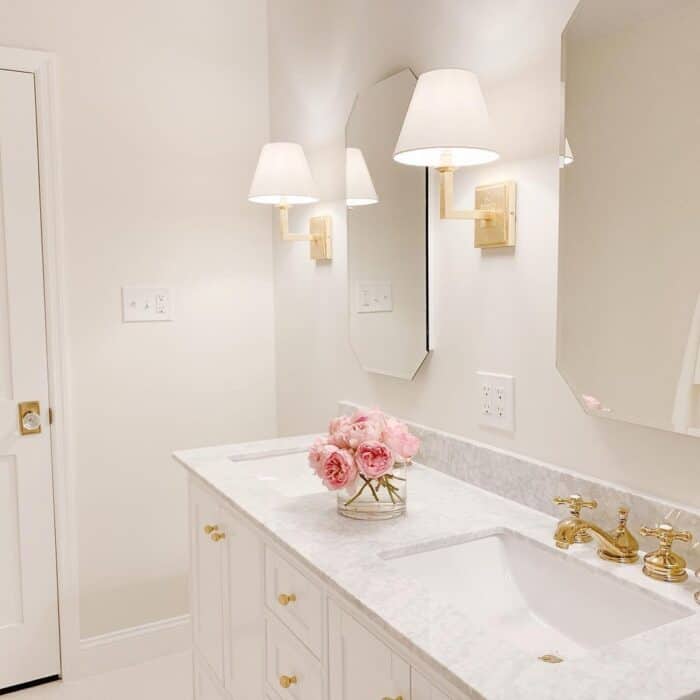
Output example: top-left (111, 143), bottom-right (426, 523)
top-left (477, 372), bottom-right (514, 431)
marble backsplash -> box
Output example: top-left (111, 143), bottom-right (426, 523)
top-left (338, 401), bottom-right (700, 571)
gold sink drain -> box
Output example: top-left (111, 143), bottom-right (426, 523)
top-left (538, 654), bottom-right (564, 664)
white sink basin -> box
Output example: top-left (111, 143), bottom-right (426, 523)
top-left (382, 530), bottom-right (691, 660)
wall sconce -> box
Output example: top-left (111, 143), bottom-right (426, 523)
top-left (560, 137), bottom-right (574, 168)
top-left (346, 147), bottom-right (378, 206)
top-left (248, 142), bottom-right (332, 261)
top-left (393, 69), bottom-right (517, 249)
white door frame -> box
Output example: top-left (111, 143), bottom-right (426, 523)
top-left (0, 47), bottom-right (82, 679)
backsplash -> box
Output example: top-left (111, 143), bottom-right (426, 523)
top-left (339, 401), bottom-right (700, 570)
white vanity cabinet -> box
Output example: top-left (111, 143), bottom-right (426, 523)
top-left (190, 479), bottom-right (264, 699)
top-left (328, 601), bottom-right (410, 699)
top-left (188, 476), bottom-right (463, 700)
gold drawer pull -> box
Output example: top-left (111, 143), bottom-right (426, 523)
top-left (279, 674), bottom-right (297, 689)
top-left (211, 532), bottom-right (226, 542)
top-left (382, 696), bottom-right (403, 700)
top-left (203, 524), bottom-right (219, 535)
top-left (278, 593), bottom-right (297, 606)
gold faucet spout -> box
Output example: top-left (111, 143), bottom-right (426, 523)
top-left (553, 506), bottom-right (639, 564)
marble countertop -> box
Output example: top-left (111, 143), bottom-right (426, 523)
top-left (174, 436), bottom-right (700, 700)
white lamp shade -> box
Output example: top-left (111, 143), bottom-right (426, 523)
top-left (560, 137), bottom-right (574, 168)
top-left (393, 69), bottom-right (498, 168)
top-left (248, 142), bottom-right (319, 205)
top-left (346, 148), bottom-right (378, 206)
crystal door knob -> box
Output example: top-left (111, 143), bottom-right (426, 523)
top-left (18, 401), bottom-right (41, 435)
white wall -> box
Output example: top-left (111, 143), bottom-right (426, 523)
top-left (0, 0), bottom-right (276, 637)
top-left (268, 0), bottom-right (700, 509)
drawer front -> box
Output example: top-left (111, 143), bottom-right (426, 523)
top-left (265, 615), bottom-right (323, 700)
top-left (265, 547), bottom-right (323, 657)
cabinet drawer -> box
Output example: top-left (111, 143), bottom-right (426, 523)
top-left (265, 547), bottom-right (323, 657)
top-left (265, 615), bottom-right (323, 700)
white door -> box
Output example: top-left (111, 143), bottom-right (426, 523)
top-left (0, 68), bottom-right (60, 689)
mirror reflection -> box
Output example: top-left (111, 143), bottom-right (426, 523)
top-left (346, 69), bottom-right (429, 380)
top-left (558, 0), bottom-right (700, 435)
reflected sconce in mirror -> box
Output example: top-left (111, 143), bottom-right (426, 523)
top-left (346, 147), bottom-right (378, 207)
top-left (393, 69), bottom-right (517, 249)
top-left (248, 141), bottom-right (332, 261)
top-left (560, 137), bottom-right (574, 168)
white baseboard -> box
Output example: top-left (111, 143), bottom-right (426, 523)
top-left (74, 614), bottom-right (191, 678)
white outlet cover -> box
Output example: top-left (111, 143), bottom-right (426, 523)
top-left (477, 372), bottom-right (515, 432)
top-left (122, 286), bottom-right (174, 322)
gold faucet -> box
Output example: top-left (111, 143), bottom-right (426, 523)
top-left (639, 523), bottom-right (693, 583)
top-left (553, 494), bottom-right (598, 543)
top-left (553, 498), bottom-right (639, 564)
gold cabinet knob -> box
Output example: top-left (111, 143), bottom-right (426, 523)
top-left (210, 532), bottom-right (226, 542)
top-left (203, 524), bottom-right (219, 535)
top-left (279, 674), bottom-right (297, 689)
top-left (278, 593), bottom-right (297, 606)
top-left (640, 522), bottom-right (693, 582)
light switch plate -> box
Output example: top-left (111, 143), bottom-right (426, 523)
top-left (356, 281), bottom-right (393, 313)
top-left (122, 286), bottom-right (174, 322)
top-left (477, 372), bottom-right (515, 431)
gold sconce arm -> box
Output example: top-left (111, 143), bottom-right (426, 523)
top-left (277, 204), bottom-right (332, 260)
top-left (438, 167), bottom-right (495, 221)
top-left (437, 167), bottom-right (516, 249)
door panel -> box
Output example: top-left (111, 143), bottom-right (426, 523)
top-left (190, 481), bottom-right (225, 682)
top-left (328, 601), bottom-right (410, 700)
top-left (0, 68), bottom-right (60, 688)
top-left (221, 506), bottom-right (264, 698)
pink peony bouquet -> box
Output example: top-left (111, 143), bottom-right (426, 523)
top-left (309, 408), bottom-right (420, 508)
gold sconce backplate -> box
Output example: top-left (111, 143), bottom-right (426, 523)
top-left (309, 215), bottom-right (332, 261)
top-left (474, 181), bottom-right (516, 249)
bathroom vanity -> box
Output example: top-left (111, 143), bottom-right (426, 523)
top-left (175, 429), bottom-right (700, 700)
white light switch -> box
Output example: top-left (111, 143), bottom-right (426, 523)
top-left (477, 372), bottom-right (515, 431)
top-left (122, 286), bottom-right (174, 322)
top-left (356, 281), bottom-right (393, 313)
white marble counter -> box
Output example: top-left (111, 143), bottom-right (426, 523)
top-left (175, 436), bottom-right (700, 700)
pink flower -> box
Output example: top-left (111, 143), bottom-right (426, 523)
top-left (312, 445), bottom-right (357, 491)
top-left (382, 418), bottom-right (420, 462)
top-left (355, 440), bottom-right (394, 478)
top-left (345, 419), bottom-right (382, 449)
top-left (308, 438), bottom-right (329, 474)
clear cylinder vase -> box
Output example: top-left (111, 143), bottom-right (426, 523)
top-left (337, 463), bottom-right (408, 520)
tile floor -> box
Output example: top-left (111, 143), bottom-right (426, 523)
top-left (7, 652), bottom-right (192, 700)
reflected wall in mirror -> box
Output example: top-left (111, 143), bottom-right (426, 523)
top-left (346, 69), bottom-right (429, 380)
top-left (558, 0), bottom-right (700, 436)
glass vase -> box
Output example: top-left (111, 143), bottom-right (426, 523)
top-left (337, 463), bottom-right (408, 520)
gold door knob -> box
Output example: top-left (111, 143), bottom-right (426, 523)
top-left (279, 674), bottom-right (297, 689)
top-left (640, 523), bottom-right (693, 582)
top-left (278, 593), bottom-right (297, 606)
top-left (203, 524), bottom-right (219, 535)
top-left (210, 532), bottom-right (226, 542)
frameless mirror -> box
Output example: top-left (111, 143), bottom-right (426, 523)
top-left (558, 0), bottom-right (700, 435)
top-left (346, 69), bottom-right (429, 380)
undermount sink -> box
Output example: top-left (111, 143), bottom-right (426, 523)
top-left (382, 529), bottom-right (691, 660)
